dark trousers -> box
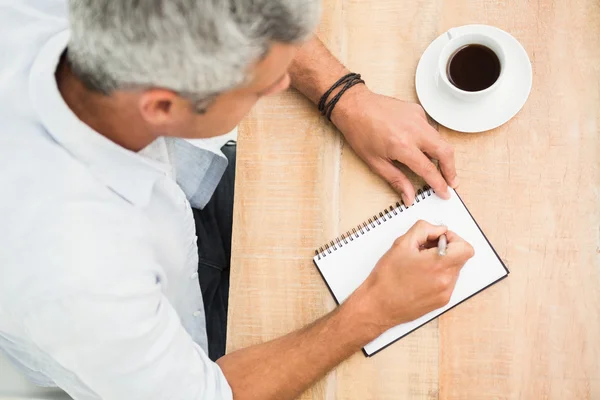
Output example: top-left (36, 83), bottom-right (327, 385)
top-left (192, 142), bottom-right (236, 361)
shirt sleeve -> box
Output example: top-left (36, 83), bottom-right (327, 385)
top-left (22, 275), bottom-right (232, 400)
top-left (16, 204), bottom-right (233, 400)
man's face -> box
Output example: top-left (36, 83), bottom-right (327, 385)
top-left (139, 42), bottom-right (299, 139)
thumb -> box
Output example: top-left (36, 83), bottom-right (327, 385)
top-left (375, 160), bottom-right (416, 206)
top-left (405, 220), bottom-right (448, 247)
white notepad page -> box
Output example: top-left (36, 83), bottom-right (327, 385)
top-left (313, 189), bottom-right (508, 356)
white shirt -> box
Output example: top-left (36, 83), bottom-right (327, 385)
top-left (0, 1), bottom-right (233, 399)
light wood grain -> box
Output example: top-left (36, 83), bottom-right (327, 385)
top-left (228, 0), bottom-right (600, 399)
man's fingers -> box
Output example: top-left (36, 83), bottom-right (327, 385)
top-left (420, 239), bottom-right (439, 250)
top-left (376, 161), bottom-right (416, 206)
top-left (401, 148), bottom-right (450, 200)
top-left (445, 239), bottom-right (475, 264)
top-left (430, 231), bottom-right (475, 266)
top-left (444, 230), bottom-right (461, 243)
top-left (423, 230), bottom-right (475, 266)
top-left (421, 134), bottom-right (459, 189)
top-left (405, 220), bottom-right (448, 247)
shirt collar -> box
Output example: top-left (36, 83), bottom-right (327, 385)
top-left (28, 30), bottom-right (167, 206)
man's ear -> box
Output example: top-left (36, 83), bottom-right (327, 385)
top-left (138, 88), bottom-right (190, 128)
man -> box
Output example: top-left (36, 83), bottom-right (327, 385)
top-left (0, 1), bottom-right (473, 399)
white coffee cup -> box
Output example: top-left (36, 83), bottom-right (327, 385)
top-left (437, 29), bottom-right (506, 102)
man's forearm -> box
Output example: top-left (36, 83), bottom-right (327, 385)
top-left (289, 36), bottom-right (352, 105)
top-left (288, 36), bottom-right (370, 128)
top-left (217, 284), bottom-right (380, 400)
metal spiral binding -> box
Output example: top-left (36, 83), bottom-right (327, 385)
top-left (315, 186), bottom-right (434, 260)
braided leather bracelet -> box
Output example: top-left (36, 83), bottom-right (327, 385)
top-left (318, 73), bottom-right (365, 121)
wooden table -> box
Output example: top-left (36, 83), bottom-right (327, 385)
top-left (227, 1), bottom-right (600, 398)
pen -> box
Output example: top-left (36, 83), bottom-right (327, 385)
top-left (438, 233), bottom-right (447, 256)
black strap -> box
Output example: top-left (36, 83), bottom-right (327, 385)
top-left (317, 73), bottom-right (357, 114)
top-left (324, 77), bottom-right (365, 121)
top-left (318, 73), bottom-right (365, 121)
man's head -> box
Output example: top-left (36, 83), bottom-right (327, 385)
top-left (67, 1), bottom-right (321, 139)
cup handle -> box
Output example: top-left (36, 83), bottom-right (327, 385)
top-left (446, 28), bottom-right (458, 40)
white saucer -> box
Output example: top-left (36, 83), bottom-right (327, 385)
top-left (415, 25), bottom-right (532, 133)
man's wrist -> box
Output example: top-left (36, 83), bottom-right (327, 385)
top-left (337, 280), bottom-right (386, 345)
top-left (328, 83), bottom-right (370, 130)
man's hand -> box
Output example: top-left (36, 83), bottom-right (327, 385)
top-left (218, 220), bottom-right (474, 400)
top-left (354, 220), bottom-right (475, 332)
top-left (289, 37), bottom-right (458, 205)
top-left (288, 38), bottom-right (458, 204)
top-left (331, 87), bottom-right (459, 205)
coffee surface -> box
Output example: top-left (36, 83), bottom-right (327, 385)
top-left (447, 44), bottom-right (501, 92)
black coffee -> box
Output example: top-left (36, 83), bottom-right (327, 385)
top-left (447, 44), bottom-right (501, 92)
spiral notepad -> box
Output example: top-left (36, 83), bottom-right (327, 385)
top-left (313, 187), bottom-right (509, 356)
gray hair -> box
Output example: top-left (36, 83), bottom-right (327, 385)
top-left (67, 1), bottom-right (321, 111)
